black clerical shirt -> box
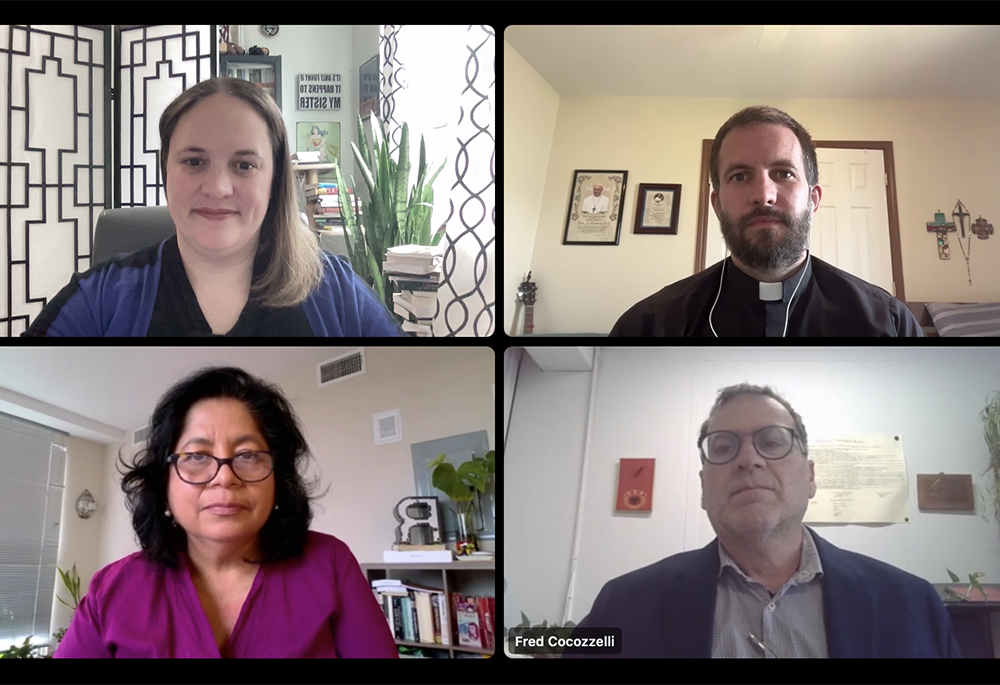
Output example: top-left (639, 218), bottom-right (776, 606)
top-left (609, 254), bottom-right (925, 337)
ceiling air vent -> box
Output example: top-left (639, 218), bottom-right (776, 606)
top-left (318, 348), bottom-right (366, 387)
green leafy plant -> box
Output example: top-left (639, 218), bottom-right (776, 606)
top-left (981, 392), bottom-right (1000, 525)
top-left (49, 563), bottom-right (83, 651)
top-left (333, 113), bottom-right (446, 315)
top-left (57, 563), bottom-right (82, 611)
top-left (945, 568), bottom-right (988, 602)
top-left (427, 452), bottom-right (491, 504)
top-left (1, 637), bottom-right (45, 659)
top-left (505, 611), bottom-right (578, 658)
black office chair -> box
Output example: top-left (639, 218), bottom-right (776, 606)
top-left (91, 206), bottom-right (348, 267)
top-left (91, 206), bottom-right (177, 265)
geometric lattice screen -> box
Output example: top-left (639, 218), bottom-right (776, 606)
top-left (0, 24), bottom-right (213, 337)
top-left (0, 25), bottom-right (111, 337)
top-left (118, 25), bottom-right (214, 208)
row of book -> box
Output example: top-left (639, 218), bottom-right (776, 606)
top-left (307, 183), bottom-right (360, 228)
top-left (371, 579), bottom-right (495, 651)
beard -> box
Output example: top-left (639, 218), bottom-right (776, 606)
top-left (719, 203), bottom-right (812, 272)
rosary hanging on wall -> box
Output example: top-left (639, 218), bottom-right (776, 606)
top-left (926, 201), bottom-right (994, 286)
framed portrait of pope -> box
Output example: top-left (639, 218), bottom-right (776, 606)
top-left (562, 169), bottom-right (628, 245)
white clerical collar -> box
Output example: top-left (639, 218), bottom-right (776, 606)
top-left (759, 281), bottom-right (783, 301)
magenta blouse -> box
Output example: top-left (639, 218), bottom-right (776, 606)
top-left (53, 530), bottom-right (398, 658)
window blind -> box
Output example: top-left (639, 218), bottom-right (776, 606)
top-left (0, 412), bottom-right (67, 652)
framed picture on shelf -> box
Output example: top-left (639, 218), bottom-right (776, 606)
top-left (633, 183), bottom-right (682, 235)
top-left (562, 169), bottom-right (628, 245)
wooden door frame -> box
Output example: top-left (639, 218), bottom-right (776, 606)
top-left (694, 139), bottom-right (906, 302)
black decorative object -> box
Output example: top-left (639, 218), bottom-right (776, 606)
top-left (392, 496), bottom-right (443, 545)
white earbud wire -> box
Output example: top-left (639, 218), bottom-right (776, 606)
top-left (709, 252), bottom-right (810, 338)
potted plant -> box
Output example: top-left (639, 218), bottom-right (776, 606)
top-left (428, 451), bottom-right (492, 555)
top-left (981, 392), bottom-right (1000, 525)
top-left (1, 637), bottom-right (45, 659)
top-left (50, 564), bottom-right (83, 652)
top-left (481, 449), bottom-right (496, 521)
top-left (944, 568), bottom-right (989, 602)
top-left (333, 113), bottom-right (446, 321)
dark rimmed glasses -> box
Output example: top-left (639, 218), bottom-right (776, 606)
top-left (166, 451), bottom-right (275, 484)
top-left (699, 426), bottom-right (801, 465)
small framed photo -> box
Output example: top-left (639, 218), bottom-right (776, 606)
top-left (562, 170), bottom-right (628, 245)
top-left (633, 183), bottom-right (682, 235)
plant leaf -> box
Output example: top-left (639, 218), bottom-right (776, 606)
top-left (457, 460), bottom-right (489, 492)
top-left (394, 123), bottom-right (410, 248)
top-left (947, 568), bottom-right (961, 583)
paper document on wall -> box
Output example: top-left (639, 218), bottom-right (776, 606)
top-left (803, 435), bottom-right (909, 524)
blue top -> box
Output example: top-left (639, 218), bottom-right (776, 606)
top-left (22, 235), bottom-right (404, 337)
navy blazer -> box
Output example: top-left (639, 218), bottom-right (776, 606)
top-left (565, 527), bottom-right (961, 658)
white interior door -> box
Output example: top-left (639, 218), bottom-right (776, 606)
top-left (704, 147), bottom-right (894, 296)
top-left (812, 148), bottom-right (893, 294)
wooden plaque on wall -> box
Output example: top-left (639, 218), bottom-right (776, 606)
top-left (916, 473), bottom-right (974, 512)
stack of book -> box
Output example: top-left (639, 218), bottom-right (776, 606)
top-left (306, 183), bottom-right (358, 229)
top-left (383, 244), bottom-right (443, 337)
top-left (371, 579), bottom-right (451, 646)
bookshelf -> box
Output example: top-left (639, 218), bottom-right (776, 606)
top-left (362, 560), bottom-right (495, 658)
top-left (221, 53), bottom-right (282, 111)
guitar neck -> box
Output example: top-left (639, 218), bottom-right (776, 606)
top-left (523, 306), bottom-right (534, 334)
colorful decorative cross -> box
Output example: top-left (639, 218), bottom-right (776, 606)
top-left (926, 210), bottom-right (956, 260)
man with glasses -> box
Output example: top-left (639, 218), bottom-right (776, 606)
top-left (565, 384), bottom-right (961, 658)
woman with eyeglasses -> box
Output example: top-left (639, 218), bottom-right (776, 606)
top-left (53, 366), bottom-right (397, 658)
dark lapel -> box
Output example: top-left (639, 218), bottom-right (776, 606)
top-left (806, 526), bottom-right (877, 658)
top-left (660, 539), bottom-right (723, 657)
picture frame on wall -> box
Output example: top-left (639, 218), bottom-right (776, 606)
top-left (296, 122), bottom-right (341, 182)
top-left (562, 169), bottom-right (628, 245)
top-left (359, 55), bottom-right (379, 120)
top-left (634, 183), bottom-right (682, 235)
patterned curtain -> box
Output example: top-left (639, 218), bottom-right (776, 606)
top-left (379, 25), bottom-right (495, 337)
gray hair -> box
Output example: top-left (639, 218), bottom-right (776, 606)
top-left (697, 382), bottom-right (809, 457)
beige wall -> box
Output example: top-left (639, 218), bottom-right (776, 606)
top-left (51, 436), bottom-right (107, 640)
top-left (503, 39), bottom-right (561, 335)
top-left (47, 347), bottom-right (493, 644)
top-left (507, 64), bottom-right (1000, 333)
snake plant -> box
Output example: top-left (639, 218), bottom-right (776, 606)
top-left (333, 113), bottom-right (446, 314)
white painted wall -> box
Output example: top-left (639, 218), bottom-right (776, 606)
top-left (505, 347), bottom-right (1000, 633)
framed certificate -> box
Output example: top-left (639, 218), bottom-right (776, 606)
top-left (634, 183), bottom-right (681, 235)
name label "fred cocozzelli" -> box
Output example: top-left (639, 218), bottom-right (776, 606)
top-left (507, 627), bottom-right (622, 656)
